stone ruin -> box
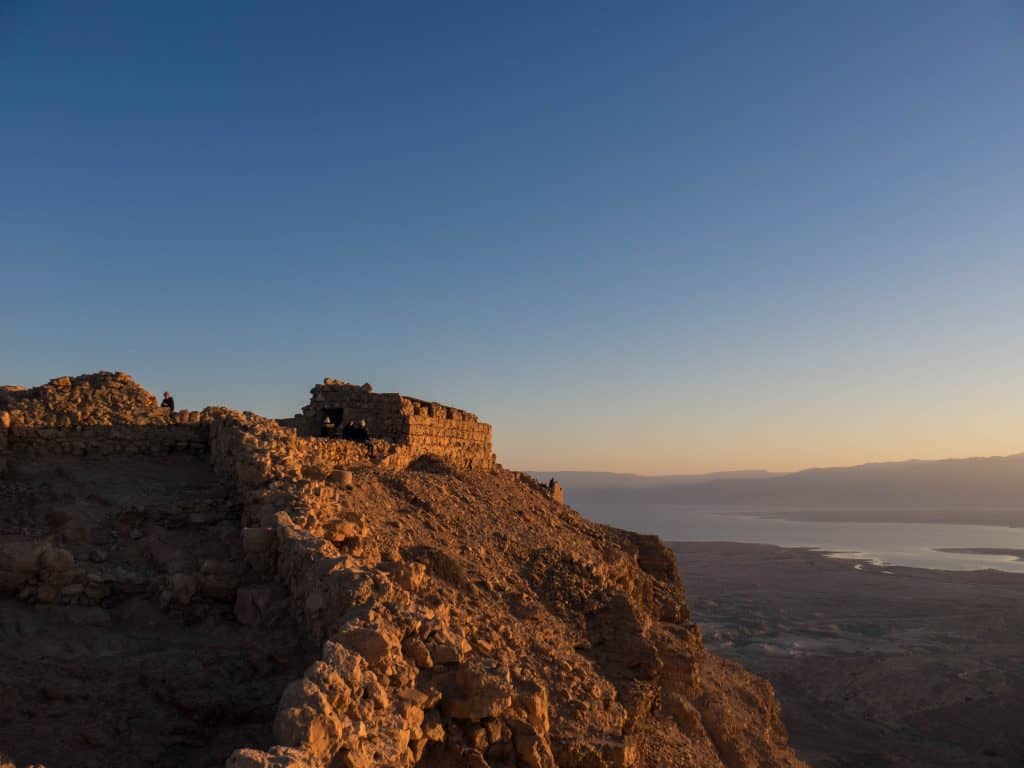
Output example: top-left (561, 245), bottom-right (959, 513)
top-left (0, 374), bottom-right (495, 480)
top-left (285, 379), bottom-right (495, 471)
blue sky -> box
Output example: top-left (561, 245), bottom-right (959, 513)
top-left (2, 2), bottom-right (1023, 472)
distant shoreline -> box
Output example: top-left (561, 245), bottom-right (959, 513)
top-left (578, 498), bottom-right (1024, 528)
top-left (714, 506), bottom-right (1024, 528)
top-left (935, 547), bottom-right (1024, 562)
top-left (668, 540), bottom-right (1024, 576)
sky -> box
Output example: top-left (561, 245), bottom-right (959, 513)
top-left (2, 2), bottom-right (1023, 474)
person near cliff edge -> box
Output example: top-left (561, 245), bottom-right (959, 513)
top-left (161, 391), bottom-right (175, 414)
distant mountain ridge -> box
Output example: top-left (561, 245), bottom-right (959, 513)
top-left (525, 469), bottom-right (780, 489)
top-left (532, 453), bottom-right (1024, 513)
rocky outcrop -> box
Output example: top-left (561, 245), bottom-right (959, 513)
top-left (0, 373), bottom-right (805, 768)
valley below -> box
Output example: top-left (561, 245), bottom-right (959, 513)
top-left (673, 542), bottom-right (1024, 768)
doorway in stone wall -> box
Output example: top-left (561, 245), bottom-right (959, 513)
top-left (322, 407), bottom-right (344, 436)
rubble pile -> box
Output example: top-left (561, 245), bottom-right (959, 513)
top-left (0, 372), bottom-right (166, 428)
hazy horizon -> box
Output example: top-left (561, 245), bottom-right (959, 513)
top-left (528, 450), bottom-right (1024, 478)
top-left (4, 3), bottom-right (1023, 474)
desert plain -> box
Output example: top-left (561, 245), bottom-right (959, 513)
top-left (673, 542), bottom-right (1024, 767)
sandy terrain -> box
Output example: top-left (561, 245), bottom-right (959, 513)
top-left (672, 541), bottom-right (1024, 768)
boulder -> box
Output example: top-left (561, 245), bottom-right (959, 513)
top-left (402, 636), bottom-right (434, 669)
top-left (39, 546), bottom-right (75, 574)
top-left (329, 469), bottom-right (354, 489)
top-left (511, 719), bottom-right (556, 768)
top-left (335, 622), bottom-right (400, 669)
top-left (273, 678), bottom-right (345, 762)
top-left (441, 661), bottom-right (514, 721)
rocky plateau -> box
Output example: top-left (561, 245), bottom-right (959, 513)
top-left (0, 373), bottom-right (804, 768)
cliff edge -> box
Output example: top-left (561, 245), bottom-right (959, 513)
top-left (0, 373), bottom-right (804, 768)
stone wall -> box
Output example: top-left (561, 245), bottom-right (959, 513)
top-left (297, 381), bottom-right (407, 440)
top-left (0, 373), bottom-right (192, 475)
top-left (405, 401), bottom-right (494, 470)
top-left (0, 370), bottom-right (494, 480)
top-left (5, 423), bottom-right (209, 458)
top-left (206, 413), bottom-right (518, 768)
top-left (294, 379), bottom-right (495, 470)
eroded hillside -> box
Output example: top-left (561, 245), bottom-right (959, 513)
top-left (0, 373), bottom-right (804, 768)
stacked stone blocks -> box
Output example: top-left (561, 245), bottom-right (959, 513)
top-left (294, 379), bottom-right (495, 470)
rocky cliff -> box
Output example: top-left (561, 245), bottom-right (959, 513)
top-left (0, 373), bottom-right (804, 768)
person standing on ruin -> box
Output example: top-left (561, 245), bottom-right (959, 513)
top-left (161, 391), bottom-right (175, 414)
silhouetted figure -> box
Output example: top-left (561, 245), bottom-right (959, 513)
top-left (320, 415), bottom-right (335, 437)
top-left (342, 419), bottom-right (369, 442)
top-left (161, 391), bottom-right (175, 414)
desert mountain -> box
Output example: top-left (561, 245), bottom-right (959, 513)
top-left (525, 471), bottom-right (780, 491)
top-left (545, 455), bottom-right (1024, 517)
top-left (0, 373), bottom-right (804, 768)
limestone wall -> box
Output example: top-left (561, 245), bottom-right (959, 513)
top-left (404, 401), bottom-right (493, 470)
top-left (0, 373), bottom-right (200, 474)
top-left (297, 381), bottom-right (407, 440)
top-left (5, 423), bottom-right (209, 458)
top-left (206, 413), bottom-right (507, 768)
top-left (296, 379), bottom-right (495, 470)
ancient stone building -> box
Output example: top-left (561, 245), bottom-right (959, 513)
top-left (0, 374), bottom-right (495, 477)
top-left (288, 378), bottom-right (495, 470)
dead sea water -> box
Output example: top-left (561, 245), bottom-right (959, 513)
top-left (577, 501), bottom-right (1024, 573)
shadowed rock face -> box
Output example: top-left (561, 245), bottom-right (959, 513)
top-left (0, 373), bottom-right (806, 768)
top-left (0, 451), bottom-right (312, 768)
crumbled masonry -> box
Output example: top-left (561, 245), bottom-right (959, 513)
top-left (0, 373), bottom-right (805, 768)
